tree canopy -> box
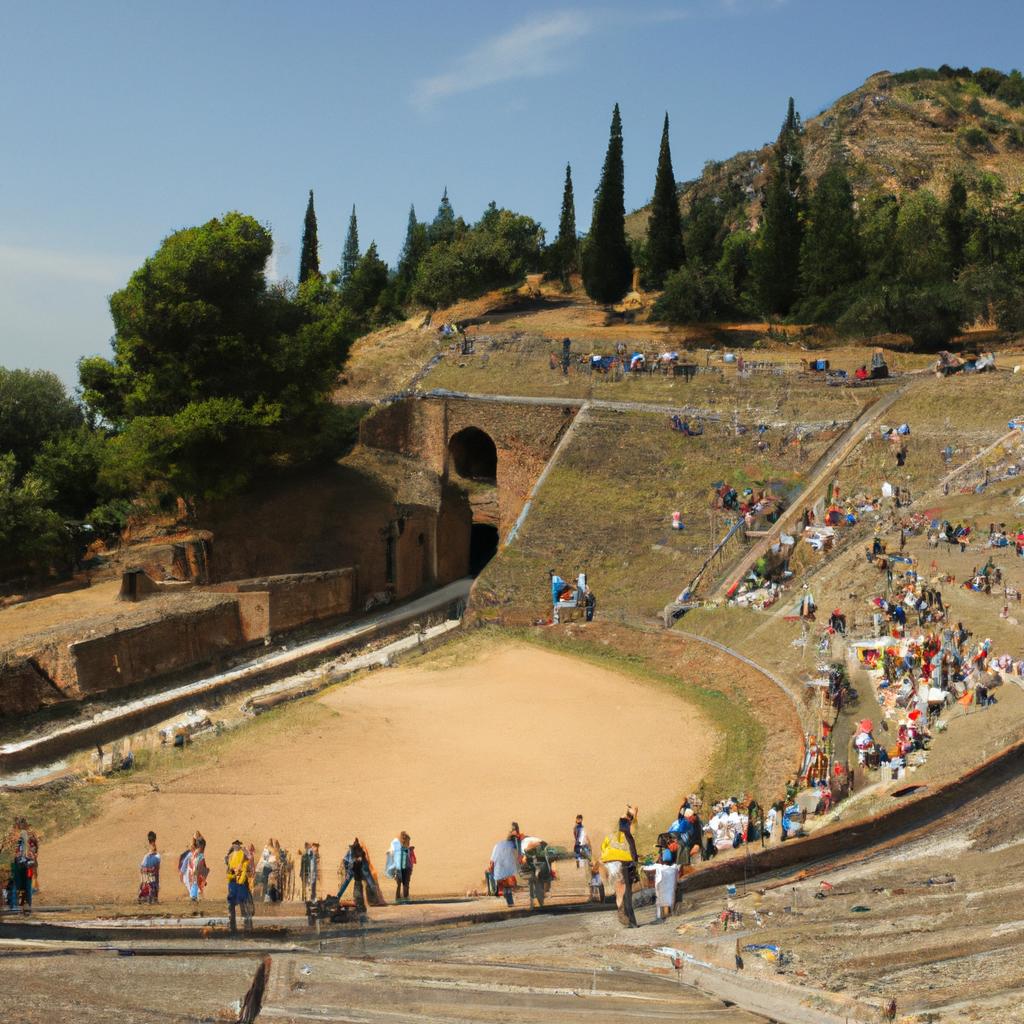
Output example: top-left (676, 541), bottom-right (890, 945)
top-left (80, 212), bottom-right (359, 502)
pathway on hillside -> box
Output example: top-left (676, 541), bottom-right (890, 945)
top-left (710, 381), bottom-right (911, 601)
top-left (421, 386), bottom-right (841, 425)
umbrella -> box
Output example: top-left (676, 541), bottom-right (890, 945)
top-left (908, 709), bottom-right (923, 721)
top-left (859, 719), bottom-right (873, 733)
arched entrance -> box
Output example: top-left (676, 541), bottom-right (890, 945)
top-left (469, 523), bottom-right (499, 575)
top-left (449, 427), bottom-right (497, 483)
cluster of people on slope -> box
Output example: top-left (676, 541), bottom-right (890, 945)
top-left (2, 817), bottom-right (39, 913)
top-left (548, 569), bottom-right (596, 623)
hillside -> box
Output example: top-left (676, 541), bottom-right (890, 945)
top-left (626, 67), bottom-right (1024, 239)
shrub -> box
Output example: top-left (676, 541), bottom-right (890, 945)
top-left (958, 125), bottom-right (994, 151)
top-left (650, 263), bottom-right (731, 323)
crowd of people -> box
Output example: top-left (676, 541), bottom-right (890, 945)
top-left (121, 828), bottom-right (416, 928)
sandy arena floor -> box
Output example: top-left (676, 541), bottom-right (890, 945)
top-left (37, 642), bottom-right (715, 905)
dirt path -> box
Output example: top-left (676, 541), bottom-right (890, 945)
top-left (38, 642), bottom-right (715, 905)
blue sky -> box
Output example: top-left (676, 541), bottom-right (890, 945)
top-left (3, 0), bottom-right (1023, 387)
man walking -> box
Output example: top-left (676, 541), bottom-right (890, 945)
top-left (225, 839), bottom-right (254, 934)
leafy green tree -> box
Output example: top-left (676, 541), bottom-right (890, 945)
top-left (716, 229), bottom-right (756, 312)
top-left (943, 173), bottom-right (969, 273)
top-left (858, 192), bottom-right (901, 282)
top-left (343, 242), bottom-right (390, 320)
top-left (101, 397), bottom-right (281, 504)
top-left (29, 424), bottom-right (109, 520)
top-left (341, 205), bottom-right (360, 284)
top-left (797, 160), bottom-right (863, 320)
top-left (582, 103), bottom-right (633, 305)
top-left (299, 189), bottom-right (320, 283)
top-left (80, 213), bottom-right (358, 505)
top-left (395, 204), bottom-right (429, 297)
top-left (896, 189), bottom-right (950, 285)
top-left (0, 368), bottom-right (82, 475)
top-left (0, 453), bottom-right (66, 573)
top-left (996, 69), bottom-right (1024, 107)
top-left (414, 204), bottom-right (543, 308)
top-left (645, 113), bottom-right (685, 288)
top-left (549, 163), bottom-right (579, 287)
top-left (753, 97), bottom-right (805, 315)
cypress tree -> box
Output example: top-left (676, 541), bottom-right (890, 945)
top-left (341, 205), bottom-right (360, 284)
top-left (551, 163), bottom-right (579, 286)
top-left (798, 160), bottom-right (863, 315)
top-left (398, 204), bottom-right (428, 285)
top-left (429, 188), bottom-right (457, 245)
top-left (298, 189), bottom-right (320, 283)
top-left (753, 98), bottom-right (805, 315)
top-left (582, 103), bottom-right (633, 305)
top-left (645, 113), bottom-right (685, 288)
top-left (943, 173), bottom-right (969, 273)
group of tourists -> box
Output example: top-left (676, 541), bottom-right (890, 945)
top-left (2, 817), bottom-right (39, 913)
top-left (127, 828), bottom-right (414, 926)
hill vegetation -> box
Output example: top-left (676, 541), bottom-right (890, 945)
top-left (630, 67), bottom-right (1024, 343)
top-left (7, 63), bottom-right (1024, 586)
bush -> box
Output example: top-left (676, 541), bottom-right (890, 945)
top-left (957, 125), bottom-right (993, 151)
top-left (837, 282), bottom-right (966, 351)
top-left (650, 263), bottom-right (731, 323)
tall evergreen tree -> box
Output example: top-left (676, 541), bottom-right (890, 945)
top-left (943, 172), bottom-right (969, 273)
top-left (753, 98), bottom-right (805, 315)
top-left (341, 205), bottom-right (360, 283)
top-left (550, 163), bottom-right (579, 286)
top-left (298, 189), bottom-right (320, 283)
top-left (797, 160), bottom-right (863, 317)
top-left (645, 113), bottom-right (685, 288)
top-left (398, 204), bottom-right (429, 286)
top-left (429, 188), bottom-right (457, 245)
top-left (582, 103), bottom-right (633, 305)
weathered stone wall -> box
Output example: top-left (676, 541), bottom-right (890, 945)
top-left (57, 602), bottom-right (245, 699)
top-left (361, 396), bottom-right (574, 536)
top-left (210, 568), bottom-right (357, 638)
top-left (0, 658), bottom-right (66, 718)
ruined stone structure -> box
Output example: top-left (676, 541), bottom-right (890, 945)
top-left (359, 394), bottom-right (575, 568)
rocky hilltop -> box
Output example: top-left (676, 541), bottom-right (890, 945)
top-left (627, 66), bottom-right (1024, 238)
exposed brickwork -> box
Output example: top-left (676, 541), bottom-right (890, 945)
top-left (361, 396), bottom-right (574, 536)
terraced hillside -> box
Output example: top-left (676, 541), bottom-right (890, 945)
top-left (474, 405), bottom-right (845, 623)
top-left (626, 67), bottom-right (1024, 239)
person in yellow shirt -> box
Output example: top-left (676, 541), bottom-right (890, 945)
top-left (225, 839), bottom-right (254, 934)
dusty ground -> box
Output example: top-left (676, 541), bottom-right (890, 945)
top-left (670, 761), bottom-right (1024, 1021)
top-left (32, 641), bottom-right (715, 906)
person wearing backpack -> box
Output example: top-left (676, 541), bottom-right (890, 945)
top-left (600, 816), bottom-right (639, 927)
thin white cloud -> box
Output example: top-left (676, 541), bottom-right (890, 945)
top-left (413, 11), bottom-right (594, 107)
top-left (411, 8), bottom-right (700, 108)
top-left (0, 243), bottom-right (128, 287)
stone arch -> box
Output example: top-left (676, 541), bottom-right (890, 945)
top-left (448, 426), bottom-right (497, 484)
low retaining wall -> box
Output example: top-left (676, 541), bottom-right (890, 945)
top-left (211, 568), bottom-right (356, 639)
top-left (64, 603), bottom-right (245, 698)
